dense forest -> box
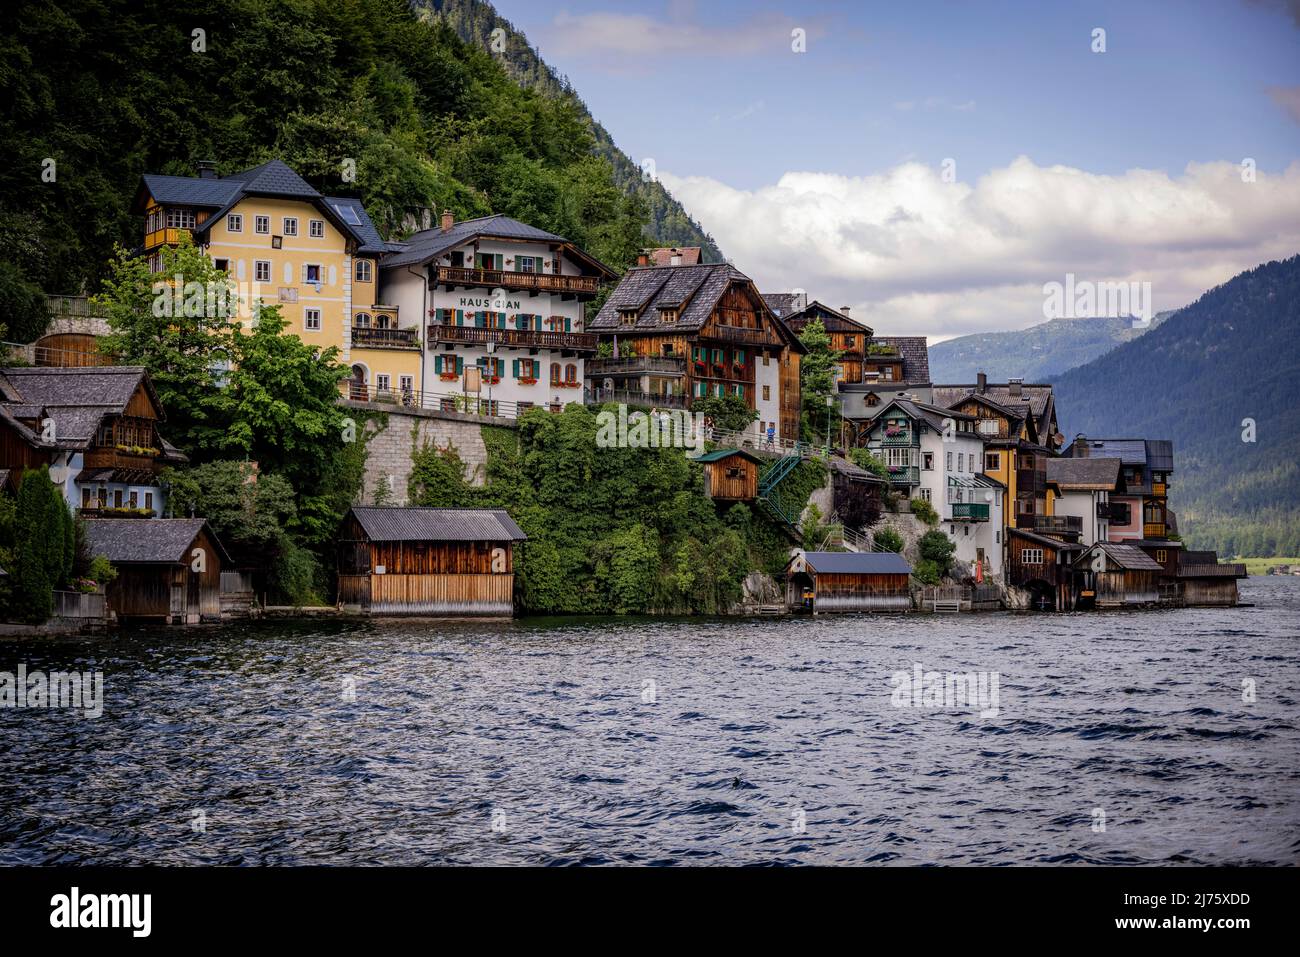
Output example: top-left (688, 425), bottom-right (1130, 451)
top-left (0, 0), bottom-right (651, 342)
top-left (416, 0), bottom-right (724, 261)
top-left (1053, 255), bottom-right (1300, 558)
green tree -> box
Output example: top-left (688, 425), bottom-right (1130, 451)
top-left (11, 467), bottom-right (72, 623)
top-left (848, 447), bottom-right (889, 479)
top-left (693, 395), bottom-right (757, 434)
top-left (918, 529), bottom-right (957, 579)
top-left (797, 318), bottom-right (841, 443)
top-left (407, 442), bottom-right (470, 507)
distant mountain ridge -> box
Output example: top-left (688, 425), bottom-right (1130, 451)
top-left (928, 313), bottom-right (1170, 383)
top-left (416, 0), bottom-right (724, 262)
top-left (1051, 256), bottom-right (1300, 558)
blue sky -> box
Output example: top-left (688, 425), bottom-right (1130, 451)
top-left (491, 0), bottom-right (1300, 339)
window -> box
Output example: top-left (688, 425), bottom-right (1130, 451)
top-left (227, 213), bottom-right (243, 232)
top-left (255, 215), bottom-right (270, 234)
top-left (129, 491), bottom-right (138, 508)
top-left (922, 452), bottom-right (934, 471)
top-left (517, 255), bottom-right (538, 273)
top-left (304, 263), bottom-right (322, 284)
top-left (309, 219), bottom-right (324, 238)
top-left (919, 487), bottom-right (931, 501)
top-left (946, 451), bottom-right (953, 471)
top-left (762, 385), bottom-right (771, 401)
top-left (354, 313), bottom-right (371, 327)
top-left (355, 260), bottom-right (372, 282)
top-left (283, 217), bottom-right (298, 236)
top-left (304, 308), bottom-right (321, 331)
top-left (1155, 549), bottom-right (1167, 564)
top-left (979, 419), bottom-right (998, 436)
top-left (550, 364), bottom-right (562, 386)
top-left (255, 260), bottom-right (271, 283)
top-left (114, 489), bottom-right (123, 508)
top-left (866, 393), bottom-right (880, 407)
top-left (375, 374), bottom-right (390, 393)
top-left (166, 208), bottom-right (196, 229)
top-left (213, 258), bottom-right (229, 273)
top-left (985, 452), bottom-right (1000, 471)
top-left (957, 453), bottom-right (964, 473)
top-left (81, 488), bottom-right (91, 508)
top-left (1022, 548), bottom-right (1044, 565)
top-left (475, 252), bottom-right (503, 270)
top-left (145, 492), bottom-right (153, 511)
top-left (564, 363), bottom-right (578, 384)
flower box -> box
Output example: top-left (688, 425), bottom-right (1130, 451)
top-left (439, 372), bottom-right (459, 381)
top-left (519, 377), bottom-right (537, 385)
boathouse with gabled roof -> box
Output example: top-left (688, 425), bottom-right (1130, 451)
top-left (336, 505), bottom-right (527, 616)
top-left (785, 550), bottom-right (912, 613)
top-left (84, 517), bottom-right (230, 623)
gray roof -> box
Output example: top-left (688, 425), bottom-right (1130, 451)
top-left (1077, 542), bottom-right (1163, 571)
top-left (325, 197), bottom-right (390, 255)
top-left (866, 396), bottom-right (975, 434)
top-left (781, 301), bottom-right (873, 335)
top-left (139, 173), bottom-right (243, 208)
top-left (348, 506), bottom-right (526, 543)
top-left (761, 292), bottom-right (807, 317)
top-left (934, 382), bottom-right (1054, 418)
top-left (799, 551), bottom-right (912, 575)
top-left (220, 159), bottom-right (321, 198)
top-left (868, 336), bottom-right (930, 385)
top-left (0, 366), bottom-right (163, 450)
top-left (382, 214), bottom-right (567, 269)
top-left (691, 447), bottom-right (763, 464)
top-left (84, 518), bottom-right (229, 564)
top-left (1046, 456), bottom-right (1121, 489)
top-left (591, 263), bottom-right (737, 331)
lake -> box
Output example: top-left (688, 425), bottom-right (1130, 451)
top-left (2, 577), bottom-right (1296, 866)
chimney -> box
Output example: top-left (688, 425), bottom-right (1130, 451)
top-left (670, 253), bottom-right (682, 266)
top-left (441, 208), bottom-right (455, 232)
top-left (840, 306), bottom-right (852, 314)
top-left (196, 159), bottom-right (219, 179)
top-left (1074, 434), bottom-right (1088, 458)
top-left (1008, 377), bottom-right (1023, 398)
top-left (636, 252), bottom-right (650, 267)
top-left (977, 371), bottom-right (987, 394)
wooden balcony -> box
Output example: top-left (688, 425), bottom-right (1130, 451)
top-left (433, 265), bottom-right (600, 296)
top-left (881, 432), bottom-right (914, 447)
top-left (427, 323), bottom-right (597, 353)
top-left (585, 356), bottom-right (686, 377)
top-left (143, 227), bottom-right (192, 250)
top-left (1143, 522), bottom-right (1167, 538)
top-left (82, 448), bottom-right (161, 472)
top-left (886, 466), bottom-right (919, 486)
top-left (1033, 515), bottom-right (1083, 537)
top-left (950, 503), bottom-right (990, 521)
top-left (351, 327), bottom-right (420, 350)
top-left (588, 388), bottom-right (689, 409)
top-left (706, 325), bottom-right (773, 346)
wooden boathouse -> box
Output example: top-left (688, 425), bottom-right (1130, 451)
top-left (1175, 550), bottom-right (1248, 606)
top-left (336, 506), bottom-right (526, 616)
top-left (693, 448), bottom-right (763, 502)
top-left (785, 550), bottom-right (912, 612)
top-left (83, 518), bottom-right (229, 623)
top-left (1071, 542), bottom-right (1163, 609)
top-left (1006, 527), bottom-right (1084, 610)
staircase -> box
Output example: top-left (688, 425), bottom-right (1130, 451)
top-left (756, 453), bottom-right (806, 538)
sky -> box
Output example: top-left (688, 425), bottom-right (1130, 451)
top-left (488, 0), bottom-right (1300, 342)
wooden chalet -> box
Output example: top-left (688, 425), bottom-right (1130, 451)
top-left (586, 263), bottom-right (806, 441)
top-left (776, 301), bottom-right (873, 383)
top-left (1175, 550), bottom-right (1247, 607)
top-left (836, 336), bottom-right (934, 426)
top-left (693, 448), bottom-right (763, 502)
top-left (84, 518), bottom-right (229, 624)
top-left (337, 506), bottom-right (526, 616)
top-left (1006, 527), bottom-right (1084, 610)
top-left (0, 366), bottom-right (186, 516)
top-left (1071, 542), bottom-right (1163, 609)
top-left (785, 550), bottom-right (912, 613)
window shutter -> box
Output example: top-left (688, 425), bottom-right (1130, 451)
top-left (455, 357), bottom-right (464, 374)
top-left (512, 359), bottom-right (520, 379)
top-left (434, 355), bottom-right (443, 374)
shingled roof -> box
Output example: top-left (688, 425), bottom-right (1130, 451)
top-left (136, 160), bottom-right (387, 258)
top-left (781, 301), bottom-right (873, 336)
top-left (347, 506), bottom-right (526, 543)
top-left (761, 292), bottom-right (808, 318)
top-left (1046, 456), bottom-right (1122, 490)
top-left (1075, 542), bottom-right (1164, 572)
top-left (865, 396), bottom-right (975, 434)
top-left (83, 518), bottom-right (230, 565)
top-left (869, 336), bottom-right (930, 385)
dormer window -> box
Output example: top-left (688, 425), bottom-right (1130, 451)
top-left (619, 309), bottom-right (637, 326)
top-left (659, 308), bottom-right (678, 324)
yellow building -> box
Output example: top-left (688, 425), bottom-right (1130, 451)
top-left (134, 160), bottom-right (420, 401)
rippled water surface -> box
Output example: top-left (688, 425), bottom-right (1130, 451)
top-left (2, 577), bottom-right (1298, 865)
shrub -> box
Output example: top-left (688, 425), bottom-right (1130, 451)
top-left (918, 529), bottom-right (957, 578)
top-left (874, 527), bottom-right (905, 553)
top-left (910, 497), bottom-right (939, 525)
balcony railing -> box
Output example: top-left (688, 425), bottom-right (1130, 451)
top-left (881, 432), bottom-right (914, 447)
top-left (351, 327), bottom-right (420, 350)
top-left (886, 466), bottom-right (920, 485)
top-left (144, 227), bottom-right (192, 249)
top-left (1143, 522), bottom-right (1167, 538)
top-left (587, 388), bottom-right (689, 409)
top-left (427, 322), bottom-right (597, 353)
top-left (433, 265), bottom-right (600, 296)
top-left (949, 502), bottom-right (990, 521)
top-left (585, 356), bottom-right (686, 377)
top-left (82, 448), bottom-right (161, 472)
top-left (1032, 515), bottom-right (1083, 536)
top-left (706, 324), bottom-right (772, 346)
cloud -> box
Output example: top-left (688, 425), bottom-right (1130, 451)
top-left (660, 157), bottom-right (1300, 340)
top-left (533, 10), bottom-right (824, 67)
top-left (1267, 85), bottom-right (1300, 124)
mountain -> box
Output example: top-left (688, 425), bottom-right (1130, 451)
top-left (1051, 256), bottom-right (1300, 558)
top-left (928, 313), bottom-right (1170, 383)
top-left (415, 0), bottom-right (724, 262)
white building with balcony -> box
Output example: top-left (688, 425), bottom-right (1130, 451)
top-left (861, 397), bottom-right (1003, 578)
top-left (379, 211), bottom-right (616, 415)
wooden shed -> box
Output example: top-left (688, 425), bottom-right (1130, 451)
top-left (1007, 527), bottom-right (1084, 610)
top-left (1071, 542), bottom-right (1163, 609)
top-left (337, 506), bottom-right (527, 616)
top-left (84, 518), bottom-right (229, 624)
top-left (693, 448), bottom-right (763, 502)
top-left (1176, 550), bottom-right (1247, 607)
top-left (785, 550), bottom-right (912, 612)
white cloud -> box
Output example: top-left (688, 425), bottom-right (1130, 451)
top-left (660, 157), bottom-right (1300, 339)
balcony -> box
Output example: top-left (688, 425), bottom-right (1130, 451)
top-left (433, 265), bottom-right (600, 296)
top-left (82, 447), bottom-right (161, 473)
top-left (881, 431), bottom-right (914, 447)
top-left (1143, 522), bottom-right (1167, 538)
top-left (706, 324), bottom-right (772, 346)
top-left (1032, 515), bottom-right (1083, 537)
top-left (950, 503), bottom-right (990, 522)
top-left (886, 466), bottom-right (920, 486)
top-left (588, 388), bottom-right (689, 409)
top-left (427, 322), bottom-right (597, 353)
top-left (144, 227), bottom-right (192, 250)
top-left (351, 327), bottom-right (420, 350)
top-left (585, 356), bottom-right (686, 377)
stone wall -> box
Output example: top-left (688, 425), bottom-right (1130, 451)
top-left (345, 401), bottom-right (514, 506)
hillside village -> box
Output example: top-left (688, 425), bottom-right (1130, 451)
top-left (0, 159), bottom-right (1247, 628)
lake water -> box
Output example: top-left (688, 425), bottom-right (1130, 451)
top-left (2, 577), bottom-right (1297, 866)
